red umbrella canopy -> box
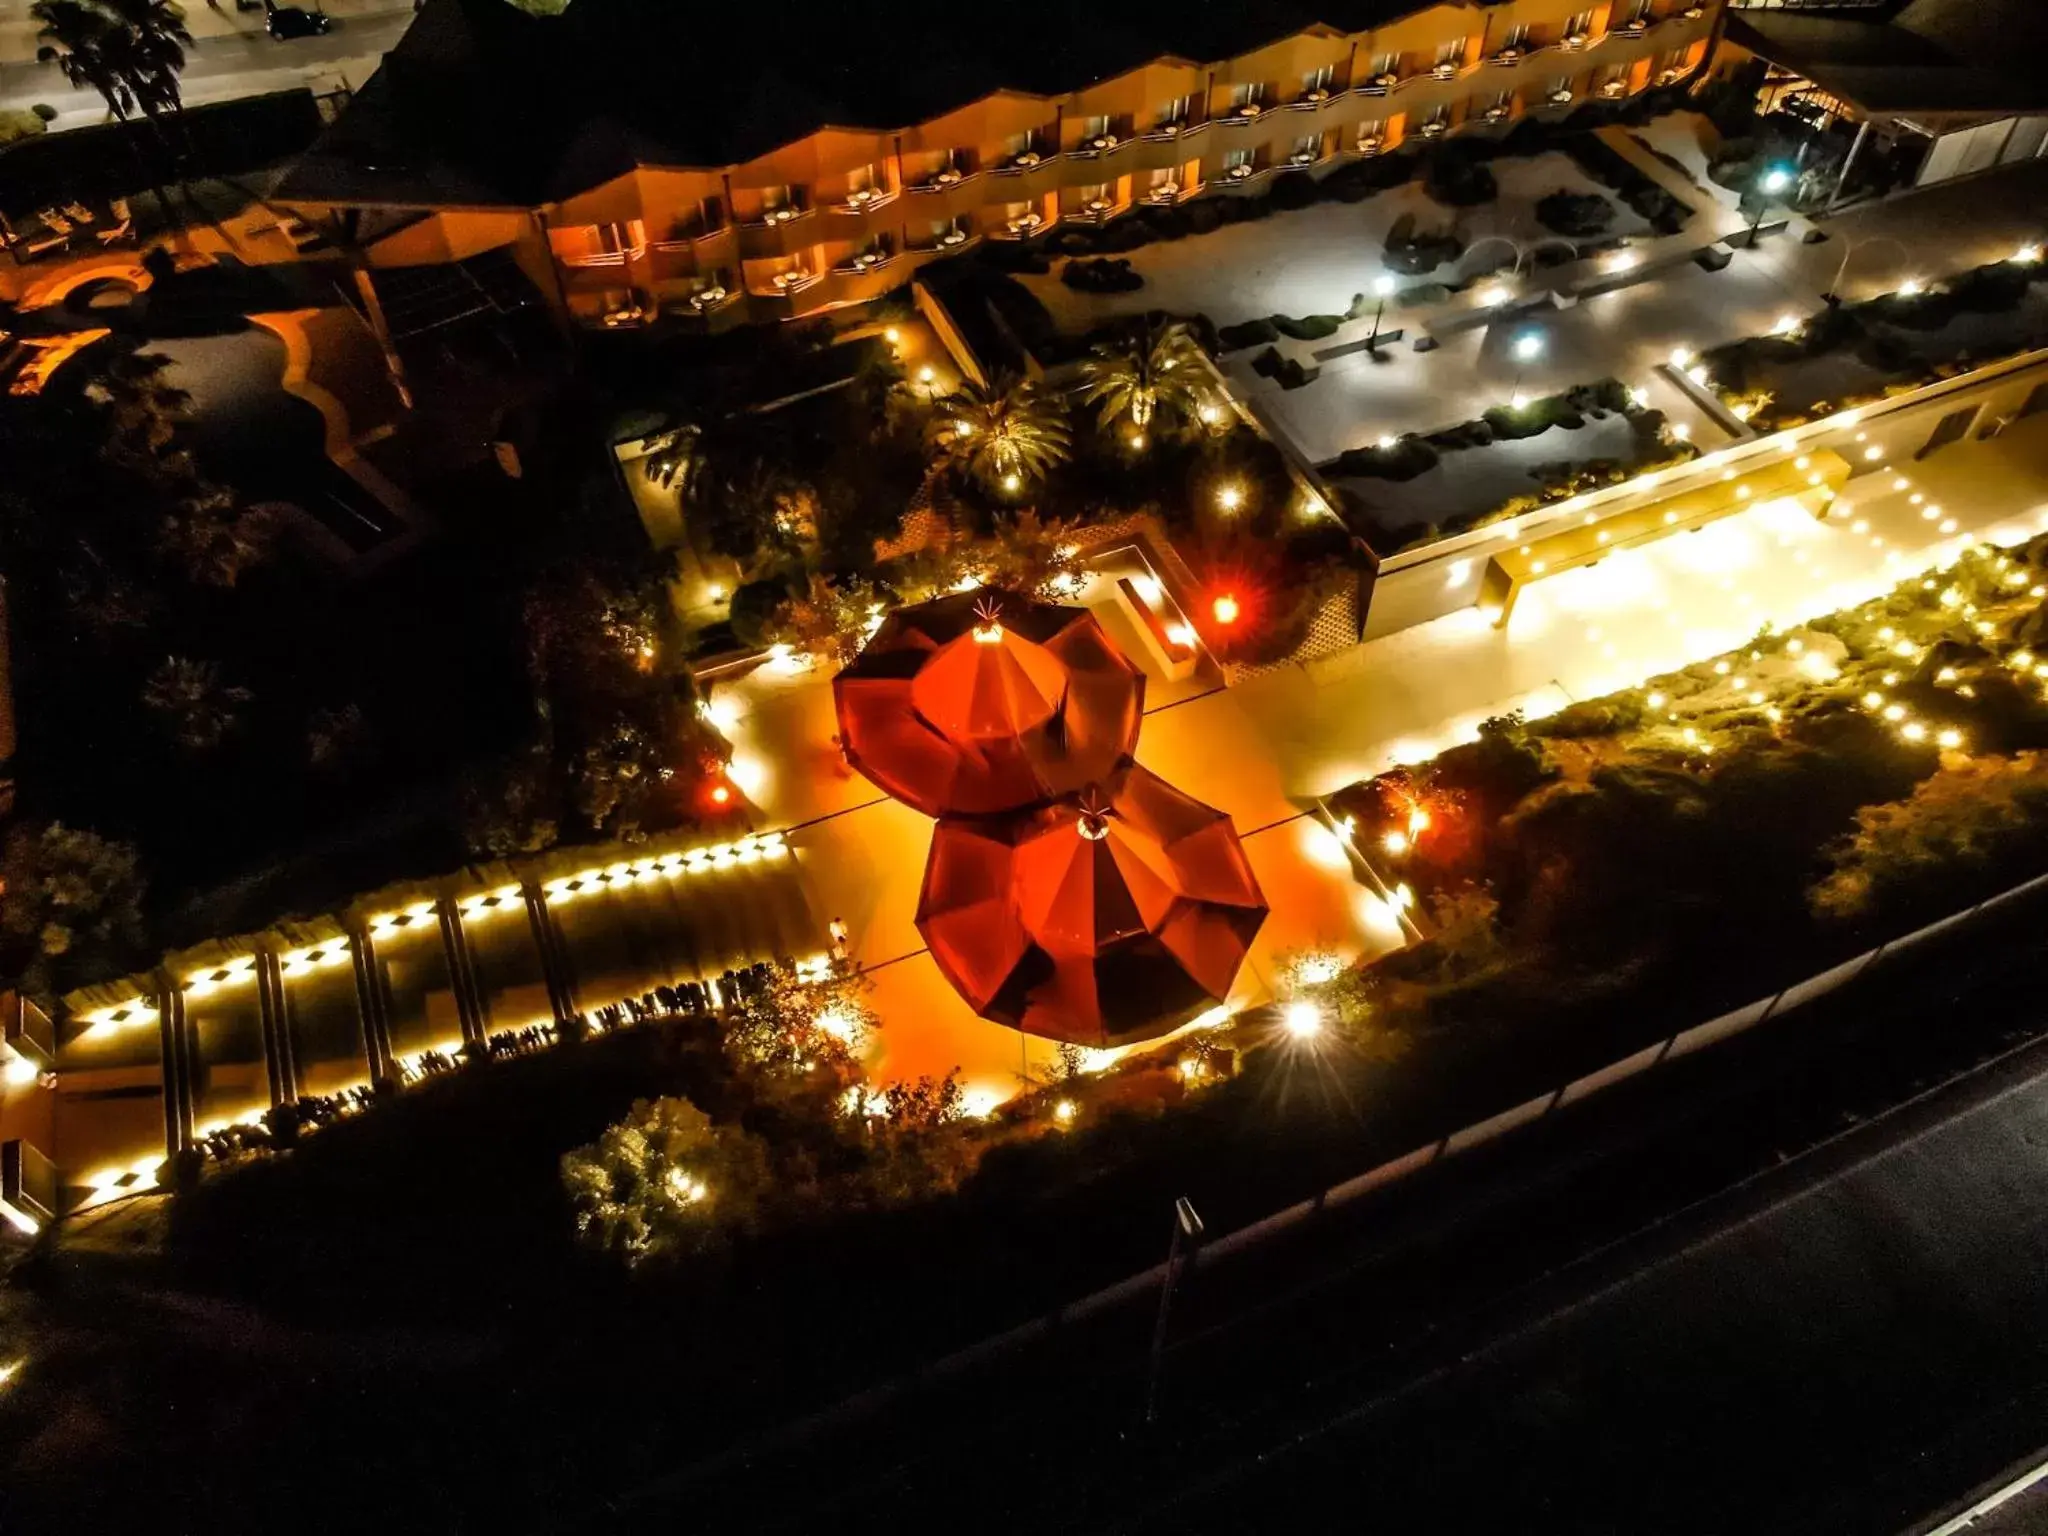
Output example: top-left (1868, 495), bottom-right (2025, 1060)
top-left (834, 589), bottom-right (1145, 817)
top-left (916, 763), bottom-right (1268, 1046)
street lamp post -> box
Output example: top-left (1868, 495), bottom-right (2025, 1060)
top-left (1142, 1195), bottom-right (1205, 1426)
top-left (1744, 163), bottom-right (1793, 247)
top-left (1366, 273), bottom-right (1397, 350)
top-left (1509, 328), bottom-right (1545, 406)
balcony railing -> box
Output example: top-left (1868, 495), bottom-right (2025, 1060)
top-left (1141, 179), bottom-right (1191, 205)
top-left (1490, 46), bottom-right (1527, 67)
top-left (1558, 31), bottom-right (1590, 52)
top-left (828, 186), bottom-right (898, 214)
top-left (1142, 118), bottom-right (1203, 142)
top-left (1355, 133), bottom-right (1387, 156)
top-left (990, 149), bottom-right (1050, 175)
top-left (558, 248), bottom-right (631, 269)
top-left (1221, 101), bottom-right (1267, 125)
top-left (1067, 130), bottom-right (1130, 159)
top-left (1430, 60), bottom-right (1463, 81)
top-left (1356, 73), bottom-right (1399, 97)
top-left (1065, 195), bottom-right (1128, 224)
top-left (907, 166), bottom-right (975, 193)
top-left (1288, 86), bottom-right (1333, 111)
top-left (833, 246), bottom-right (900, 275)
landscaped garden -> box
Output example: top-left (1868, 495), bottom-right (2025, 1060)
top-left (648, 313), bottom-right (1361, 672)
top-left (1321, 377), bottom-right (1695, 552)
top-left (1699, 252), bottom-right (2048, 432)
top-left (17, 531), bottom-right (2048, 1532)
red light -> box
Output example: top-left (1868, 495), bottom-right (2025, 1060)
top-left (1211, 593), bottom-right (1241, 626)
top-left (710, 784), bottom-right (732, 805)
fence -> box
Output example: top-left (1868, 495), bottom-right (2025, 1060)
top-left (706, 863), bottom-right (2048, 1465)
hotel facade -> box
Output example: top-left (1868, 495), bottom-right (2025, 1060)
top-left (279, 0), bottom-right (1720, 335)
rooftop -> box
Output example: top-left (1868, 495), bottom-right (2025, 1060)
top-left (281, 0), bottom-right (1472, 207)
top-left (1730, 0), bottom-right (2048, 116)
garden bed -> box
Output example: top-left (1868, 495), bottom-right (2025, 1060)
top-left (1321, 378), bottom-right (1692, 553)
top-left (1325, 535), bottom-right (2048, 1019)
top-left (1701, 257), bottom-right (2048, 431)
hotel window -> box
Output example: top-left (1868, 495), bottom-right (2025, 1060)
top-left (845, 164), bottom-right (879, 199)
top-left (1223, 147), bottom-right (1254, 171)
top-left (1291, 133), bottom-right (1321, 162)
top-left (698, 196), bottom-right (724, 232)
top-left (1566, 9), bottom-right (1593, 36)
top-left (1374, 51), bottom-right (1400, 77)
top-left (1155, 93), bottom-right (1192, 130)
top-left (1436, 38), bottom-right (1466, 67)
top-left (1231, 81), bottom-right (1266, 111)
top-left (1006, 130), bottom-right (1040, 160)
top-left (758, 184), bottom-right (802, 219)
top-left (1078, 114), bottom-right (1110, 143)
top-left (1302, 64), bottom-right (1335, 95)
top-left (1501, 24), bottom-right (1529, 49)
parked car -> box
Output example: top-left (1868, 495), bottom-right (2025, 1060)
top-left (264, 2), bottom-right (330, 38)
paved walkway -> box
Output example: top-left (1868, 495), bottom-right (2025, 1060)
top-left (697, 402), bottom-right (2048, 1107)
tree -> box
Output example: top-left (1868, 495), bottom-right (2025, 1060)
top-left (1811, 753), bottom-right (2048, 920)
top-left (155, 486), bottom-right (275, 588)
top-left (767, 572), bottom-right (889, 670)
top-left (32, 2), bottom-right (135, 126)
top-left (0, 822), bottom-right (144, 997)
top-left (561, 1096), bottom-right (777, 1267)
top-left (979, 509), bottom-right (1085, 600)
top-left (1071, 318), bottom-right (1212, 438)
top-left (98, 0), bottom-right (190, 129)
top-left (722, 958), bottom-right (876, 1081)
top-left (141, 656), bottom-right (250, 750)
top-left (456, 750), bottom-right (559, 858)
top-left (929, 372), bottom-right (1072, 494)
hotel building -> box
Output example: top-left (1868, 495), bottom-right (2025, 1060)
top-left (277, 0), bottom-right (1719, 334)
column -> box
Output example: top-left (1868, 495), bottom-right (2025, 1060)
top-left (348, 922), bottom-right (396, 1088)
top-left (435, 895), bottom-right (488, 1050)
top-left (255, 947), bottom-right (298, 1108)
top-left (156, 976), bottom-right (194, 1160)
top-left (522, 878), bottom-right (578, 1025)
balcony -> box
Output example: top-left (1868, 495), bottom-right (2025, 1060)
top-left (907, 223), bottom-right (977, 254)
top-left (1140, 178), bottom-right (1193, 206)
top-left (908, 164), bottom-right (976, 193)
top-left (736, 206), bottom-right (816, 258)
top-left (1355, 132), bottom-right (1387, 156)
top-left (1214, 160), bottom-right (1273, 191)
top-left (1221, 100), bottom-right (1267, 125)
top-left (1064, 192), bottom-right (1130, 225)
top-left (990, 148), bottom-right (1050, 175)
top-left (1490, 46), bottom-right (1527, 68)
top-left (828, 185), bottom-right (898, 216)
top-left (990, 208), bottom-right (1046, 240)
top-left (1608, 17), bottom-right (1650, 42)
top-left (1430, 60), bottom-right (1463, 82)
top-left (1357, 71), bottom-right (1401, 97)
top-left (832, 243), bottom-right (900, 277)
top-left (1067, 130), bottom-right (1130, 160)
top-left (1415, 117), bottom-right (1450, 140)
top-left (1142, 117), bottom-right (1202, 143)
top-left (1288, 86), bottom-right (1334, 111)
top-left (1557, 31), bottom-right (1590, 52)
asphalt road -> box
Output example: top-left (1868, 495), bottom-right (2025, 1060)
top-left (0, 8), bottom-right (415, 126)
top-left (613, 885), bottom-right (2048, 1536)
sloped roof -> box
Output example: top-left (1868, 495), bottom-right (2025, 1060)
top-left (834, 588), bottom-right (1144, 819)
top-left (917, 765), bottom-right (1268, 1045)
top-left (281, 0), bottom-right (1463, 207)
top-left (1732, 0), bottom-right (2048, 115)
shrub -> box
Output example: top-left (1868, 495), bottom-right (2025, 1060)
top-left (1269, 171), bottom-right (1319, 210)
top-left (727, 576), bottom-right (788, 648)
top-left (1424, 149), bottom-right (1498, 207)
top-left (1327, 436), bottom-right (1440, 482)
top-left (1383, 210), bottom-right (1465, 276)
top-left (1535, 189), bottom-right (1614, 237)
top-left (1273, 312), bottom-right (1343, 341)
top-left (0, 107), bottom-right (49, 146)
top-left (1249, 347), bottom-right (1312, 388)
top-left (1062, 257), bottom-right (1144, 293)
top-left (1216, 318), bottom-right (1280, 351)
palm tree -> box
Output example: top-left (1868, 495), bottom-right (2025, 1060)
top-left (929, 372), bottom-right (1072, 495)
top-left (32, 2), bottom-right (135, 124)
top-left (100, 0), bottom-right (192, 130)
top-left (1072, 318), bottom-right (1212, 438)
top-left (141, 656), bottom-right (251, 751)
